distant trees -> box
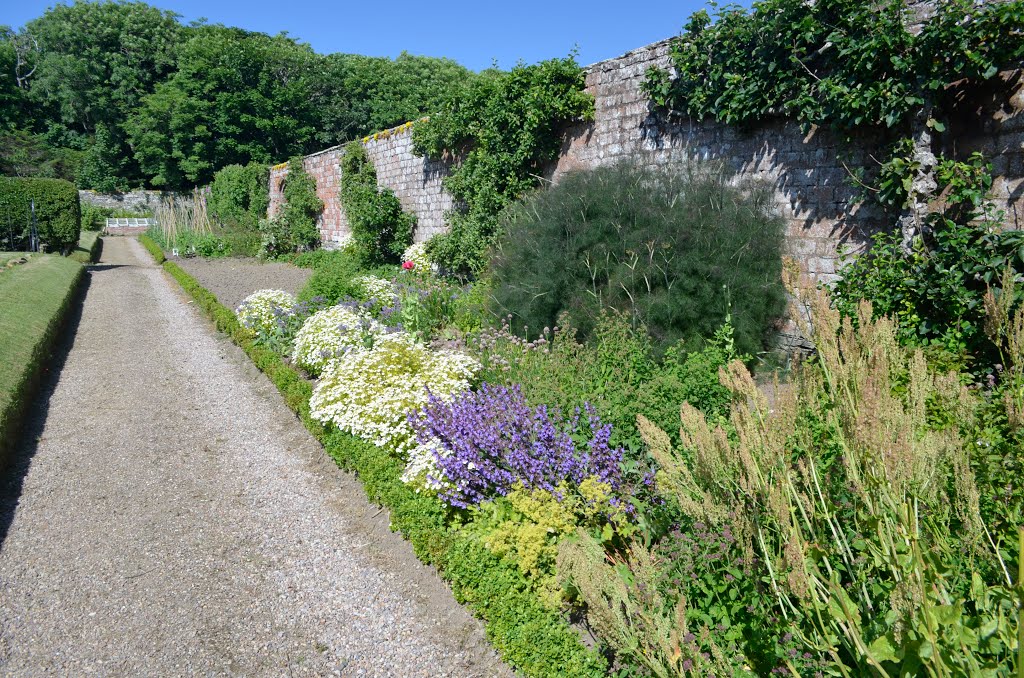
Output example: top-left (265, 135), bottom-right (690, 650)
top-left (0, 1), bottom-right (477, 190)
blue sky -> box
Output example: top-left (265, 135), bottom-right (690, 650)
top-left (2, 0), bottom-right (729, 71)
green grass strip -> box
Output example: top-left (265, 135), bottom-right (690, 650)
top-left (70, 231), bottom-right (103, 264)
top-left (144, 238), bottom-right (607, 677)
top-left (0, 254), bottom-right (84, 470)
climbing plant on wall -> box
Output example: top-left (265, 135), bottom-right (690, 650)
top-left (340, 140), bottom-right (415, 266)
top-left (644, 0), bottom-right (1024, 362)
top-left (412, 56), bottom-right (594, 276)
top-left (643, 0), bottom-right (1024, 208)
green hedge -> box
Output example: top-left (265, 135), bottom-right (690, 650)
top-left (0, 177), bottom-right (81, 253)
top-left (147, 244), bottom-right (607, 677)
top-left (0, 255), bottom-right (84, 471)
top-left (139, 233), bottom-right (165, 264)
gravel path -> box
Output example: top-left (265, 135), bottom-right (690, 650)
top-left (0, 237), bottom-right (512, 677)
top-left (173, 255), bottom-right (313, 311)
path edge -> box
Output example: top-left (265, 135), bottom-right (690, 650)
top-left (0, 258), bottom-right (86, 474)
top-left (138, 234), bottom-right (608, 678)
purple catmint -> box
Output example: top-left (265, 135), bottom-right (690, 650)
top-left (408, 382), bottom-right (624, 508)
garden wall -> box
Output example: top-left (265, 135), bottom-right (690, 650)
top-left (268, 37), bottom-right (1024, 286)
top-left (78, 189), bottom-right (167, 213)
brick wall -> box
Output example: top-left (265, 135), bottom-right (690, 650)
top-left (268, 123), bottom-right (454, 249)
top-left (268, 36), bottom-right (1024, 285)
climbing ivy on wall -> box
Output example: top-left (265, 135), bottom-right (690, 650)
top-left (644, 0), bottom-right (1023, 134)
top-left (340, 140), bottom-right (415, 266)
top-left (259, 157), bottom-right (323, 257)
top-left (643, 0), bottom-right (1024, 208)
top-left (412, 57), bottom-right (594, 276)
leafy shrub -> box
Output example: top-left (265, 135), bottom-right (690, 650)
top-left (412, 56), bottom-right (594, 275)
top-left (208, 162), bottom-right (270, 230)
top-left (260, 158), bottom-right (323, 257)
top-left (406, 383), bottom-right (624, 507)
top-left (466, 479), bottom-right (630, 610)
top-left (340, 141), bottom-right (415, 267)
top-left (380, 271), bottom-right (465, 340)
top-left (833, 153), bottom-right (1024, 365)
top-left (235, 289), bottom-right (297, 336)
top-left (80, 203), bottom-right (112, 231)
top-left (291, 302), bottom-right (382, 376)
top-left (296, 249), bottom-right (396, 304)
top-left (489, 160), bottom-right (786, 356)
top-left (309, 332), bottom-right (479, 454)
top-left (0, 177), bottom-right (81, 253)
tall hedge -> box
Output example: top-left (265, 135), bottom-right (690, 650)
top-left (0, 177), bottom-right (81, 253)
top-left (208, 162), bottom-right (270, 231)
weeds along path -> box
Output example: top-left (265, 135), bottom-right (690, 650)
top-left (0, 237), bottom-right (510, 677)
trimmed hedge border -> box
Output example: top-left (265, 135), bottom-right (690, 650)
top-left (139, 234), bottom-right (607, 677)
top-left (0, 257), bottom-right (85, 472)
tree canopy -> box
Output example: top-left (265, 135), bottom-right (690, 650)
top-left (0, 0), bottom-right (477, 190)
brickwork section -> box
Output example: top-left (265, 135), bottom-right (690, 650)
top-left (268, 131), bottom-right (454, 249)
top-left (268, 37), bottom-right (1024, 279)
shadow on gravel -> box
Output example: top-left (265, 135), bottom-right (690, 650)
top-left (88, 264), bottom-right (128, 272)
top-left (0, 270), bottom-right (93, 552)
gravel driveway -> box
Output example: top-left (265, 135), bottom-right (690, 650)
top-left (0, 237), bottom-right (511, 677)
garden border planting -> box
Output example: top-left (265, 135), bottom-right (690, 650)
top-left (138, 233), bottom-right (607, 677)
top-left (0, 255), bottom-right (85, 471)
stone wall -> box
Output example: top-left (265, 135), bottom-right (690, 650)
top-left (78, 189), bottom-right (168, 213)
top-left (267, 36), bottom-right (1024, 282)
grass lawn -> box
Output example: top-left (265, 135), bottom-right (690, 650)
top-left (69, 231), bottom-right (102, 264)
top-left (0, 254), bottom-right (84, 469)
top-left (0, 252), bottom-right (31, 267)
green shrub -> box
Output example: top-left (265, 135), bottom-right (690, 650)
top-left (208, 162), bottom-right (270, 231)
top-left (260, 158), bottom-right (323, 258)
top-left (297, 249), bottom-right (367, 303)
top-left (80, 203), bottom-right (112, 231)
top-left (412, 57), bottom-right (594, 276)
top-left (0, 177), bottom-right (81, 253)
top-left (340, 141), bottom-right (415, 267)
top-left (833, 153), bottom-right (1024, 366)
top-left (489, 160), bottom-right (786, 357)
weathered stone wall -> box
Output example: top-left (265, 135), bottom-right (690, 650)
top-left (78, 189), bottom-right (168, 213)
top-left (268, 34), bottom-right (1024, 279)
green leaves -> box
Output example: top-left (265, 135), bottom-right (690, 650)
top-left (412, 56), bottom-right (593, 276)
top-left (339, 141), bottom-right (415, 267)
top-left (643, 0), bottom-right (1024, 137)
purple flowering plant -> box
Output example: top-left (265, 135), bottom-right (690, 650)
top-left (408, 382), bottom-right (625, 509)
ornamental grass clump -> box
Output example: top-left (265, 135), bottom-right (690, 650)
top-left (406, 382), bottom-right (625, 509)
top-left (291, 302), bottom-right (383, 376)
top-left (236, 289), bottom-right (297, 335)
top-left (309, 332), bottom-right (479, 454)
